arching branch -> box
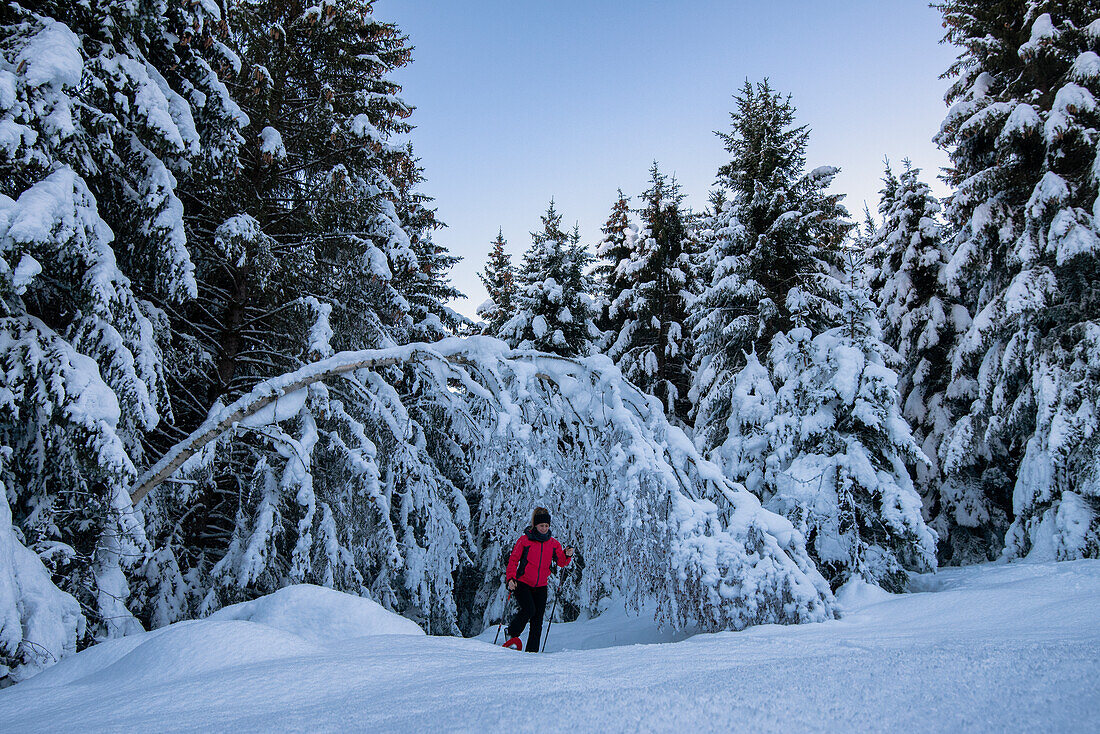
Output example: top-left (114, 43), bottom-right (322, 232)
top-left (129, 336), bottom-right (836, 631)
top-left (130, 338), bottom-right (603, 505)
top-left (131, 346), bottom-right (436, 504)
top-left (132, 337), bottom-right (714, 511)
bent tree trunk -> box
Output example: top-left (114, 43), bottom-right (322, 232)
top-left (131, 338), bottom-right (590, 504)
top-left (131, 349), bottom-right (428, 504)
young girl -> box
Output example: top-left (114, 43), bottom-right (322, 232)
top-left (502, 506), bottom-right (574, 652)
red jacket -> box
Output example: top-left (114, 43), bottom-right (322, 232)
top-left (506, 528), bottom-right (571, 588)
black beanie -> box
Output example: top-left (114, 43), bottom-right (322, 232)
top-left (533, 510), bottom-right (551, 526)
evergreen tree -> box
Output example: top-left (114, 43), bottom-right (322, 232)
top-left (867, 161), bottom-right (971, 562)
top-left (477, 229), bottom-right (516, 335)
top-left (594, 189), bottom-right (632, 333)
top-left (0, 0), bottom-right (231, 650)
top-left (856, 205), bottom-right (877, 255)
top-left (934, 1), bottom-right (1100, 561)
top-left (500, 201), bottom-right (598, 357)
top-left (0, 469), bottom-right (83, 684)
top-left (140, 1), bottom-right (471, 632)
top-left (389, 145), bottom-right (465, 344)
top-left (865, 160), bottom-right (897, 295)
top-left (456, 343), bottom-right (834, 636)
top-left (764, 258), bottom-right (937, 590)
top-left (691, 80), bottom-right (852, 465)
top-left (603, 164), bottom-right (694, 423)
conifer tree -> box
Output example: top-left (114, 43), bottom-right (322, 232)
top-left (865, 161), bottom-right (897, 295)
top-left (0, 0), bottom-right (233, 649)
top-left (500, 201), bottom-right (598, 357)
top-left (594, 190), bottom-right (632, 332)
top-left (691, 80), bottom-right (852, 464)
top-left (856, 205), bottom-right (877, 253)
top-left (141, 1), bottom-right (471, 631)
top-left (764, 258), bottom-right (937, 591)
top-left (934, 1), bottom-right (1100, 561)
top-left (0, 469), bottom-right (83, 684)
top-left (603, 165), bottom-right (694, 422)
top-left (867, 161), bottom-right (971, 561)
top-left (389, 145), bottom-right (465, 343)
top-left (477, 229), bottom-right (517, 335)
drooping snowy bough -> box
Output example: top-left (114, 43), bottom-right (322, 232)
top-left (133, 337), bottom-right (834, 632)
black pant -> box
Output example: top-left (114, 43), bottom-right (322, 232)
top-left (507, 581), bottom-right (548, 652)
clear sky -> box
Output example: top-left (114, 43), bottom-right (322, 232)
top-left (385, 1), bottom-right (960, 319)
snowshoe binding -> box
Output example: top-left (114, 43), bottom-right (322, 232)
top-left (502, 637), bottom-right (523, 651)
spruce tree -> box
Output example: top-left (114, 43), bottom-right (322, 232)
top-left (691, 80), bottom-right (852, 465)
top-left (867, 161), bottom-right (971, 562)
top-left (140, 1), bottom-right (471, 632)
top-left (389, 145), bottom-right (465, 343)
top-left (603, 164), bottom-right (694, 423)
top-left (765, 258), bottom-right (937, 591)
top-left (865, 161), bottom-right (897, 295)
top-left (477, 229), bottom-right (517, 335)
top-left (594, 189), bottom-right (632, 333)
top-left (934, 1), bottom-right (1100, 561)
top-left (0, 0), bottom-right (233, 648)
top-left (500, 201), bottom-right (598, 357)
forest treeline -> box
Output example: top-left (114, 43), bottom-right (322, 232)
top-left (0, 0), bottom-right (1096, 685)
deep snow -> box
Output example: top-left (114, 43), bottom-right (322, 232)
top-left (2, 561), bottom-right (1098, 732)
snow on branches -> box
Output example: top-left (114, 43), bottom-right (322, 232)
top-left (137, 337), bottom-right (835, 633)
top-left (935, 2), bottom-right (1100, 562)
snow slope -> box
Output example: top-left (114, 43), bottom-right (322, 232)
top-left (2, 562), bottom-right (1098, 732)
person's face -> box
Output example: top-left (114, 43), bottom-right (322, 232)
top-left (536, 522), bottom-right (550, 534)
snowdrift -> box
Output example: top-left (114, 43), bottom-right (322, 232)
top-left (2, 561), bottom-right (1097, 732)
top-left (206, 584), bottom-right (424, 643)
top-left (13, 584), bottom-right (421, 691)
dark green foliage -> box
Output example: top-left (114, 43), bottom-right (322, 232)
top-left (0, 0), bottom-right (225, 645)
top-left (602, 165), bottom-right (694, 423)
top-left (692, 80), bottom-right (852, 457)
top-left (594, 189), bottom-right (632, 330)
top-left (477, 229), bottom-right (517, 335)
top-left (500, 201), bottom-right (597, 357)
top-left (390, 145), bottom-right (466, 343)
top-left (933, 0), bottom-right (1100, 562)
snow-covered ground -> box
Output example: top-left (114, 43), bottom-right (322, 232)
top-left (3, 561), bottom-right (1098, 733)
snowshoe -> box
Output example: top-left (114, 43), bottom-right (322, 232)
top-left (502, 637), bottom-right (523, 651)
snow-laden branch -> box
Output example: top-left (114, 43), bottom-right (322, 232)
top-left (133, 336), bottom-right (836, 631)
top-left (132, 338), bottom-right (647, 505)
top-left (131, 343), bottom-right (444, 504)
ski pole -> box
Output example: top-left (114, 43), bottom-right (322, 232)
top-left (541, 566), bottom-right (567, 653)
top-left (493, 589), bottom-right (512, 646)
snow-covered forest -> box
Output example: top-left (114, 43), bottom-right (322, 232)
top-left (1, 0), bottom-right (1098, 699)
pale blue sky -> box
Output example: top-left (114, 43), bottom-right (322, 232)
top-left (387, 1), bottom-right (959, 318)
